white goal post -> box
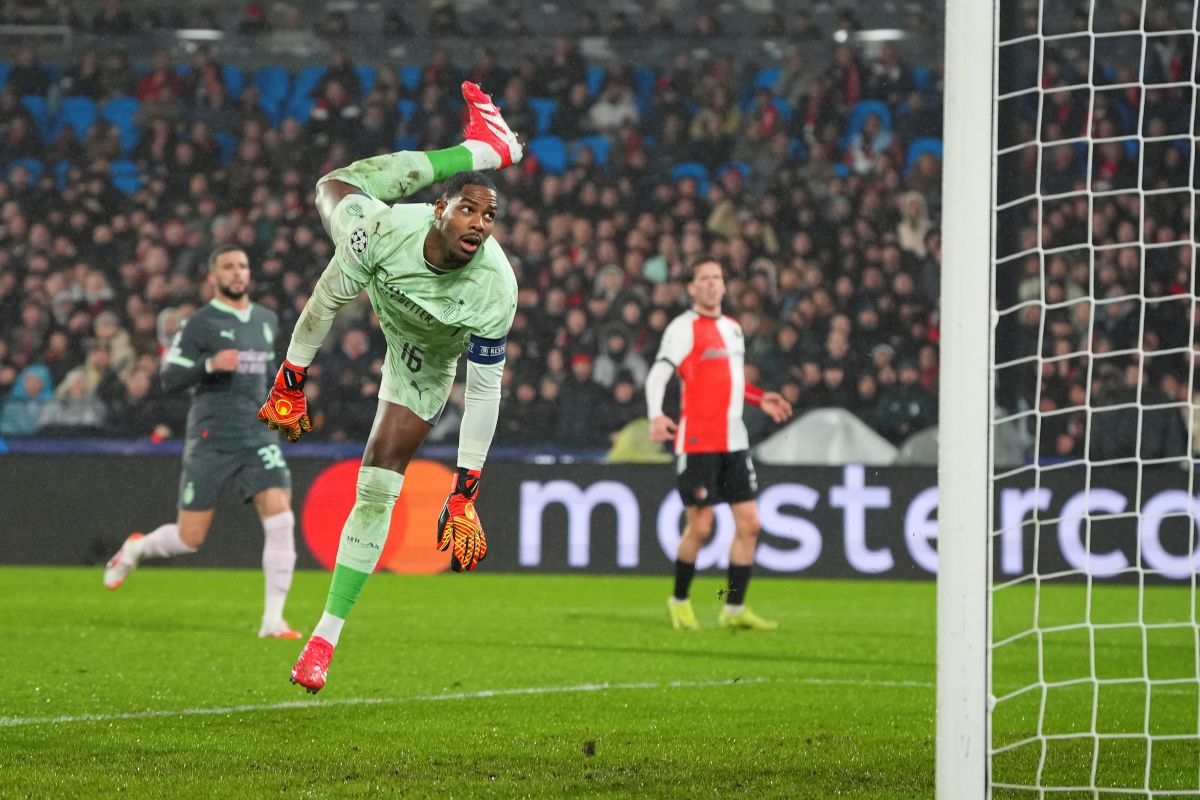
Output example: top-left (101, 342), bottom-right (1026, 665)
top-left (939, 0), bottom-right (1200, 796)
top-left (936, 0), bottom-right (995, 796)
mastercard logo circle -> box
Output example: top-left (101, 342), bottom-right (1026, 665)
top-left (301, 459), bottom-right (453, 574)
top-left (275, 399), bottom-right (292, 416)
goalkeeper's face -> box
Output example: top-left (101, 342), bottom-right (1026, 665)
top-left (211, 249), bottom-right (251, 301)
top-left (433, 185), bottom-right (499, 267)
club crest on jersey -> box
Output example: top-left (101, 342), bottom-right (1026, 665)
top-left (441, 296), bottom-right (466, 323)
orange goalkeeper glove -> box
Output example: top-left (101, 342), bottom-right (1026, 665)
top-left (437, 467), bottom-right (487, 572)
top-left (258, 360), bottom-right (312, 442)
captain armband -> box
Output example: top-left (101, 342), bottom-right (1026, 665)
top-left (466, 334), bottom-right (507, 365)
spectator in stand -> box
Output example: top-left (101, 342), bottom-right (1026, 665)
top-left (313, 50), bottom-right (362, 104)
top-left (37, 367), bottom-right (107, 435)
top-left (542, 38), bottom-right (586, 98)
top-left (137, 51), bottom-right (184, 103)
top-left (593, 327), bottom-right (648, 389)
top-left (845, 113), bottom-right (894, 176)
top-left (237, 2), bottom-right (271, 34)
top-left (556, 353), bottom-right (609, 446)
top-left (98, 49), bottom-right (137, 100)
top-left (8, 47), bottom-right (51, 97)
top-left (0, 364), bottom-right (53, 436)
top-left (59, 51), bottom-right (104, 100)
top-left (587, 78), bottom-right (640, 136)
top-left (91, 0), bottom-right (134, 34)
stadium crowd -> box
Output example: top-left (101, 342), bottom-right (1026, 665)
top-left (994, 3), bottom-right (1196, 463)
top-left (0, 26), bottom-right (949, 451)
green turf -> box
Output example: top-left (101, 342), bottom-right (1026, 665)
top-left (1, 566), bottom-right (935, 799)
top-left (2, 568), bottom-right (1195, 798)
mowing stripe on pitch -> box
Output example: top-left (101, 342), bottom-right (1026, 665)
top-left (0, 675), bottom-right (932, 728)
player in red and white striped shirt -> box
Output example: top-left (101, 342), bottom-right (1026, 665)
top-left (645, 259), bottom-right (793, 631)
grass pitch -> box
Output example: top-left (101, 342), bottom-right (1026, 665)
top-left (6, 567), bottom-right (1196, 797)
top-left (1, 567), bottom-right (936, 799)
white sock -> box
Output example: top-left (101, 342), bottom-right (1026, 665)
top-left (135, 523), bottom-right (196, 560)
top-left (462, 139), bottom-right (503, 171)
top-left (669, 597), bottom-right (690, 606)
top-left (724, 603), bottom-right (745, 616)
top-left (313, 612), bottom-right (346, 647)
top-left (261, 511), bottom-right (296, 625)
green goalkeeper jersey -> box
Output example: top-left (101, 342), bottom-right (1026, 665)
top-left (334, 199), bottom-right (517, 404)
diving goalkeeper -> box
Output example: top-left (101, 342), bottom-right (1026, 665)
top-left (259, 82), bottom-right (521, 693)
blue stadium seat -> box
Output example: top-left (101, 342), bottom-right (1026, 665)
top-left (788, 137), bottom-right (808, 163)
top-left (259, 96), bottom-right (284, 128)
top-left (586, 66), bottom-right (605, 96)
top-left (355, 65), bottom-right (378, 97)
top-left (754, 67), bottom-right (781, 91)
top-left (633, 67), bottom-right (656, 100)
top-left (905, 137), bottom-right (943, 171)
top-left (774, 98), bottom-right (793, 120)
top-left (54, 96), bottom-right (98, 140)
top-left (528, 136), bottom-right (567, 174)
top-left (845, 100), bottom-right (893, 139)
top-left (528, 97), bottom-right (557, 136)
top-left (222, 65), bottom-right (245, 98)
top-left (670, 162), bottom-right (710, 195)
top-left (20, 95), bottom-right (51, 140)
top-left (632, 67), bottom-right (656, 116)
top-left (913, 66), bottom-right (931, 92)
top-left (7, 158), bottom-right (43, 182)
top-left (394, 135), bottom-right (419, 151)
top-left (291, 65), bottom-right (326, 102)
top-left (101, 96), bottom-right (139, 128)
top-left (0, 63), bottom-right (10, 90)
top-left (284, 96), bottom-right (315, 124)
top-left (253, 66), bottom-right (289, 107)
top-left (101, 96), bottom-right (140, 153)
top-left (398, 65), bottom-right (422, 93)
top-left (669, 161), bottom-right (709, 183)
top-left (396, 98), bottom-right (416, 122)
top-left (572, 135), bottom-right (610, 166)
top-left (834, 163), bottom-right (851, 178)
top-left (214, 132), bottom-right (237, 166)
top-left (110, 160), bottom-right (140, 193)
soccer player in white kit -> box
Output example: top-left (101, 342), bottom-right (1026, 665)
top-left (646, 259), bottom-right (793, 630)
top-left (257, 82), bottom-right (523, 692)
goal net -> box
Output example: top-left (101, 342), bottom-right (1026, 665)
top-left (938, 0), bottom-right (1200, 797)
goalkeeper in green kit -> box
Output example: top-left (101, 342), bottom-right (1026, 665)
top-left (257, 82), bottom-right (522, 693)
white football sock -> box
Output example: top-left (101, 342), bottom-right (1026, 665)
top-left (261, 510), bottom-right (296, 625)
top-left (313, 612), bottom-right (346, 647)
top-left (724, 603), bottom-right (746, 616)
top-left (135, 523), bottom-right (197, 560)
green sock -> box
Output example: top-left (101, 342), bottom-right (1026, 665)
top-left (325, 563), bottom-right (371, 618)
